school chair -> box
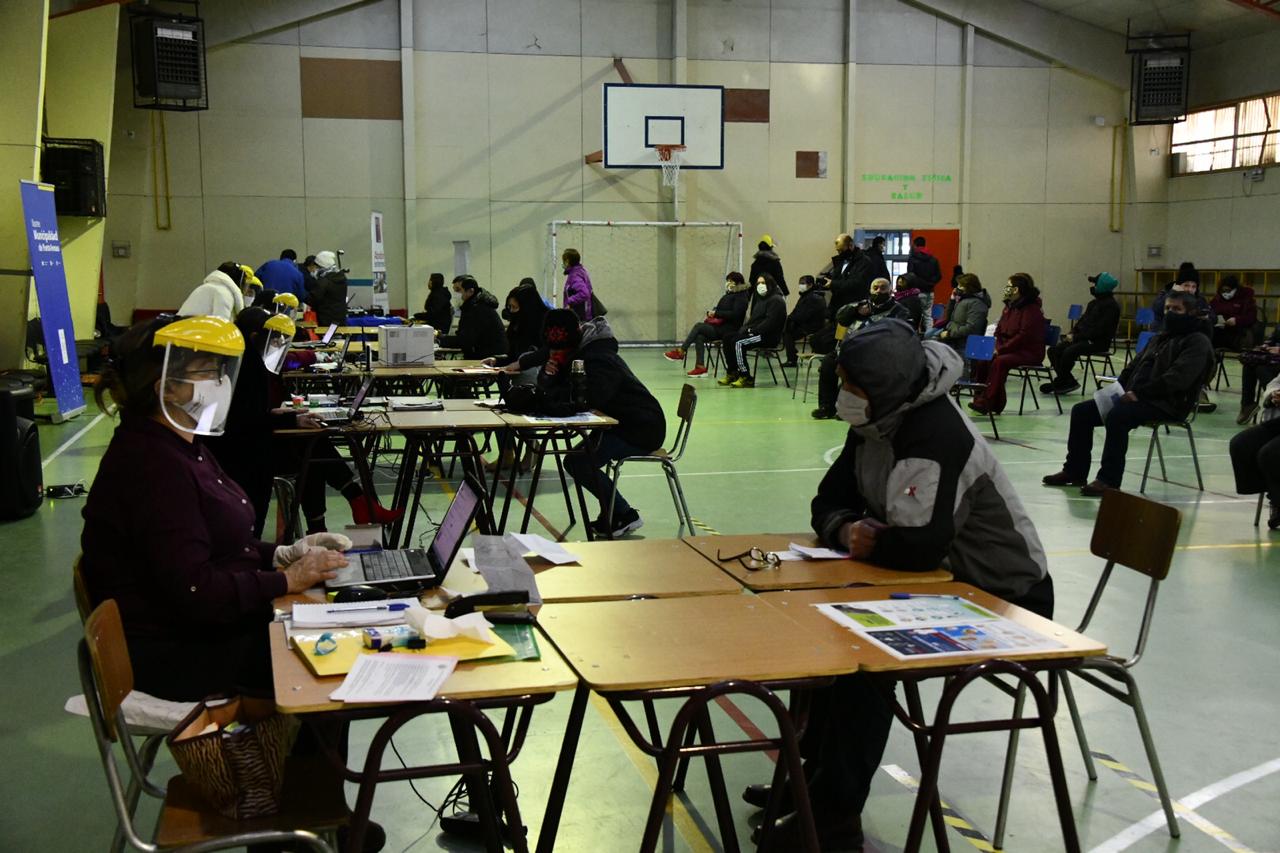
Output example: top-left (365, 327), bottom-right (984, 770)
top-left (950, 335), bottom-right (1000, 441)
top-left (792, 352), bottom-right (823, 402)
top-left (1122, 308), bottom-right (1157, 366)
top-left (1011, 324), bottom-right (1063, 416)
top-left (604, 384), bottom-right (697, 536)
top-left (1066, 303), bottom-right (1083, 327)
top-left (1079, 338), bottom-right (1119, 393)
top-left (1255, 493), bottom-right (1266, 526)
top-left (79, 600), bottom-right (345, 852)
top-left (993, 489), bottom-right (1181, 846)
top-left (930, 303), bottom-right (945, 322)
top-left (751, 343), bottom-right (791, 388)
top-left (1139, 404), bottom-right (1205, 493)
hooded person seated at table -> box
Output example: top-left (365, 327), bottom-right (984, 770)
top-left (532, 309), bottom-right (666, 540)
top-left (204, 307), bottom-right (402, 537)
top-left (178, 262), bottom-right (262, 322)
top-left (746, 320), bottom-right (1053, 849)
top-left (79, 315), bottom-right (349, 702)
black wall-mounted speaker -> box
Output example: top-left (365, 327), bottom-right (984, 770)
top-left (40, 138), bottom-right (107, 218)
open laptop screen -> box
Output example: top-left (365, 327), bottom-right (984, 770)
top-left (320, 323), bottom-right (338, 344)
top-left (431, 480), bottom-right (480, 571)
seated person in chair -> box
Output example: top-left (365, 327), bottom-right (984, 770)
top-left (926, 272), bottom-right (990, 348)
top-left (80, 316), bottom-right (347, 702)
top-left (967, 273), bottom-right (1046, 416)
top-left (664, 272), bottom-right (751, 378)
top-left (810, 280), bottom-right (910, 419)
top-left (718, 273), bottom-right (787, 388)
top-left (1044, 291), bottom-right (1215, 497)
top-left (1042, 272), bottom-right (1121, 395)
top-left (1209, 274), bottom-right (1257, 352)
top-left (780, 275), bottom-right (827, 368)
top-left (1237, 324), bottom-right (1280, 425)
top-left (747, 320), bottom-right (1053, 849)
top-left (1230, 374), bottom-right (1280, 530)
top-left (438, 275), bottom-right (508, 359)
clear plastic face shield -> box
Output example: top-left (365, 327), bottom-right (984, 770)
top-left (154, 317), bottom-right (245, 437)
top-left (272, 292), bottom-right (299, 320)
top-left (260, 314), bottom-right (295, 375)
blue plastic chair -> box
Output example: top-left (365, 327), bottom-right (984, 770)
top-left (1067, 304), bottom-right (1083, 323)
top-left (951, 335), bottom-right (999, 440)
top-left (1136, 307), bottom-right (1156, 328)
top-left (1136, 330), bottom-right (1155, 354)
top-left (931, 303), bottom-right (945, 321)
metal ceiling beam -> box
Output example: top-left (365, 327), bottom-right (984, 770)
top-left (1225, 0), bottom-right (1280, 21)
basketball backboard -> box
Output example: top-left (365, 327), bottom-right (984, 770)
top-left (603, 84), bottom-right (724, 170)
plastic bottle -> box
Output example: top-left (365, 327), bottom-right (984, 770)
top-left (570, 359), bottom-right (588, 409)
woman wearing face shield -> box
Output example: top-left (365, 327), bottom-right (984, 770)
top-left (204, 307), bottom-right (403, 537)
top-left (79, 316), bottom-right (349, 701)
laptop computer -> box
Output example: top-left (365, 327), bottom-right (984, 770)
top-left (311, 373), bottom-right (373, 426)
top-left (294, 323), bottom-right (338, 349)
top-left (327, 475), bottom-right (483, 590)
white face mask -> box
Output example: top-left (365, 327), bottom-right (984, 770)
top-left (756, 283), bottom-right (768, 296)
top-left (1221, 288), bottom-right (1236, 300)
top-left (799, 283), bottom-right (810, 293)
top-left (836, 389), bottom-right (871, 426)
top-left (176, 377), bottom-right (234, 435)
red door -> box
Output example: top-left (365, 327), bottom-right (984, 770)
top-left (910, 229), bottom-right (960, 306)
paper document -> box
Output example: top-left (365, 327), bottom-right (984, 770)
top-left (520, 413), bottom-right (608, 424)
top-left (330, 654), bottom-right (457, 703)
top-left (512, 533), bottom-right (579, 565)
top-left (474, 399), bottom-right (505, 408)
top-left (453, 367), bottom-right (498, 374)
top-left (292, 598), bottom-right (419, 628)
top-left (815, 597), bottom-right (1063, 661)
top-left (788, 543), bottom-right (851, 560)
top-left (1094, 382), bottom-right (1125, 421)
top-left (459, 547), bottom-right (478, 573)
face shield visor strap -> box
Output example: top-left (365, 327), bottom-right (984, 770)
top-left (262, 331), bottom-right (290, 375)
top-left (159, 345), bottom-right (242, 436)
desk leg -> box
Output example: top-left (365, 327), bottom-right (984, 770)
top-left (387, 437), bottom-right (422, 549)
top-left (693, 710), bottom-right (740, 853)
top-left (903, 681), bottom-right (951, 853)
top-left (449, 713), bottom-right (507, 853)
top-left (518, 436), bottom-right (550, 535)
top-left (535, 683), bottom-right (590, 853)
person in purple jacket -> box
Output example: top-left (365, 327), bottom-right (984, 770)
top-left (561, 247), bottom-right (595, 320)
top-left (80, 315), bottom-right (348, 701)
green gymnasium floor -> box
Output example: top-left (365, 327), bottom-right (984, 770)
top-left (4, 350), bottom-right (1278, 852)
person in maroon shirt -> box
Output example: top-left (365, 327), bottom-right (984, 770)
top-left (968, 272), bottom-right (1047, 415)
top-left (1209, 274), bottom-right (1258, 352)
top-left (80, 316), bottom-right (346, 701)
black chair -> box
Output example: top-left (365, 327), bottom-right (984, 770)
top-left (1011, 324), bottom-right (1062, 416)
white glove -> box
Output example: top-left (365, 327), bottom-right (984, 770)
top-left (273, 533), bottom-right (353, 567)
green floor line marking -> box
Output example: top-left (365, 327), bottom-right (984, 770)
top-left (880, 764), bottom-right (997, 852)
top-left (1092, 750), bottom-right (1259, 853)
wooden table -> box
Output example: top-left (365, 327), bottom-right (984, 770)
top-left (683, 532), bottom-right (953, 591)
top-left (270, 620), bottom-right (577, 853)
top-left (758, 583), bottom-right (1106, 852)
top-left (535, 594), bottom-right (855, 852)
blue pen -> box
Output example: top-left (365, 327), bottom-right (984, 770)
top-left (889, 593), bottom-right (962, 600)
top-left (326, 603), bottom-right (411, 613)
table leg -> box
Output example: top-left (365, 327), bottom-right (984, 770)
top-left (535, 683), bottom-right (590, 853)
top-left (903, 680), bottom-right (951, 853)
top-left (518, 436), bottom-right (550, 535)
top-left (693, 709), bottom-right (740, 853)
top-left (449, 713), bottom-right (506, 853)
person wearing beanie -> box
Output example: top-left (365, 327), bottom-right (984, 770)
top-left (305, 250), bottom-right (348, 326)
top-left (1152, 263), bottom-right (1215, 331)
top-left (748, 234), bottom-right (788, 297)
top-left (779, 275), bottom-right (826, 367)
top-left (747, 320), bottom-right (1052, 849)
top-left (1209, 274), bottom-right (1257, 352)
top-left (532, 309), bottom-right (666, 538)
top-left (255, 251), bottom-right (306, 300)
top-left (927, 272), bottom-right (990, 348)
top-left (178, 262), bottom-right (263, 321)
top-left (665, 272), bottom-right (752, 377)
top-left (1041, 272), bottom-right (1122, 394)
top-left (718, 273), bottom-right (787, 388)
top-left (967, 272), bottom-right (1046, 415)
top-left (1044, 291), bottom-right (1215, 496)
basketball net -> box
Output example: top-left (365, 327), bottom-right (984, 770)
top-left (655, 144), bottom-right (686, 189)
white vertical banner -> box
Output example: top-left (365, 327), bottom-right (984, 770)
top-left (370, 210), bottom-right (389, 313)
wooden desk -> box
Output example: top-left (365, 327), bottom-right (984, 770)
top-left (269, 621), bottom-right (576, 852)
top-left (683, 532), bottom-right (952, 591)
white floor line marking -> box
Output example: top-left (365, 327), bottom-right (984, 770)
top-left (1088, 757), bottom-right (1280, 853)
top-left (824, 444), bottom-right (844, 466)
top-left (41, 413), bottom-right (105, 469)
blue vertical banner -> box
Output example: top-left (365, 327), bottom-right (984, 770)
top-left (19, 180), bottom-right (86, 421)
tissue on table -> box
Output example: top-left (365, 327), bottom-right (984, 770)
top-left (403, 607), bottom-right (496, 644)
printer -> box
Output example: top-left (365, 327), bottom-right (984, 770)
top-left (378, 325), bottom-right (435, 367)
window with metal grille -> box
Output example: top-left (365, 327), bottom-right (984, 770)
top-left (1171, 93), bottom-right (1279, 175)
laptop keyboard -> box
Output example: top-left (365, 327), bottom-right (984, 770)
top-left (361, 551), bottom-right (417, 581)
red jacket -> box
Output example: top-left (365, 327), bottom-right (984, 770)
top-left (1210, 285), bottom-right (1257, 329)
top-left (994, 297), bottom-right (1046, 363)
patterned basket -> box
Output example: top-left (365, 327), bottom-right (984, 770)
top-left (166, 695), bottom-right (299, 820)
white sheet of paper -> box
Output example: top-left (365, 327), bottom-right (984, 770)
top-left (768, 550), bottom-right (806, 561)
top-left (789, 543), bottom-right (851, 560)
top-left (520, 414), bottom-right (606, 424)
top-left (330, 654), bottom-right (457, 703)
top-left (459, 547), bottom-right (478, 573)
top-left (292, 598), bottom-right (419, 628)
top-left (511, 533), bottom-right (579, 565)
top-left (1094, 381), bottom-right (1125, 421)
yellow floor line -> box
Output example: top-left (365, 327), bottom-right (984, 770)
top-left (1045, 541), bottom-right (1273, 558)
top-left (588, 693), bottom-right (716, 853)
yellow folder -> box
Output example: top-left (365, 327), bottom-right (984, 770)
top-left (292, 628), bottom-right (516, 677)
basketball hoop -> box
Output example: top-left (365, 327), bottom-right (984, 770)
top-left (655, 144), bottom-right (686, 188)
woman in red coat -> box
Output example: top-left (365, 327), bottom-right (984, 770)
top-left (969, 272), bottom-right (1046, 415)
top-left (1209, 274), bottom-right (1257, 351)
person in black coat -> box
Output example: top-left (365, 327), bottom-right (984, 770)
top-left (781, 276), bottom-right (827, 367)
top-left (489, 283), bottom-right (549, 368)
top-left (439, 275), bottom-right (508, 359)
top-left (421, 272), bottom-right (452, 333)
top-left (906, 236), bottom-right (942, 292)
top-left (1042, 272), bottom-right (1122, 394)
top-left (748, 236), bottom-right (788, 297)
top-left (204, 308), bottom-right (402, 536)
top-left (306, 250), bottom-right (348, 327)
top-left (719, 273), bottom-right (787, 388)
top-left (822, 233), bottom-right (876, 319)
top-left (865, 236), bottom-right (891, 282)
top-left (664, 272), bottom-right (752, 376)
top-left (536, 310), bottom-right (666, 539)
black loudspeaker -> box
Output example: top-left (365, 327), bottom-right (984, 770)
top-left (41, 138), bottom-right (107, 217)
top-left (1126, 30), bottom-right (1191, 126)
top-left (131, 10), bottom-right (206, 105)
top-left (0, 391), bottom-right (44, 521)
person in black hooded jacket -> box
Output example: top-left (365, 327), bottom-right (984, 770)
top-left (822, 233), bottom-right (875, 319)
top-left (747, 236), bottom-right (788, 297)
top-left (439, 275), bottom-right (507, 359)
top-left (537, 310), bottom-right (666, 539)
top-left (781, 275), bottom-right (827, 367)
top-left (719, 273), bottom-right (787, 388)
top-left (1041, 272), bottom-right (1121, 394)
top-left (421, 272), bottom-right (452, 334)
top-left (487, 282), bottom-right (549, 370)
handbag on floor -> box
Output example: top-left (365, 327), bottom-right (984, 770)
top-left (166, 694), bottom-right (299, 819)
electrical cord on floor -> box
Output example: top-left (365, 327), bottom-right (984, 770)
top-left (389, 737), bottom-right (441, 814)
